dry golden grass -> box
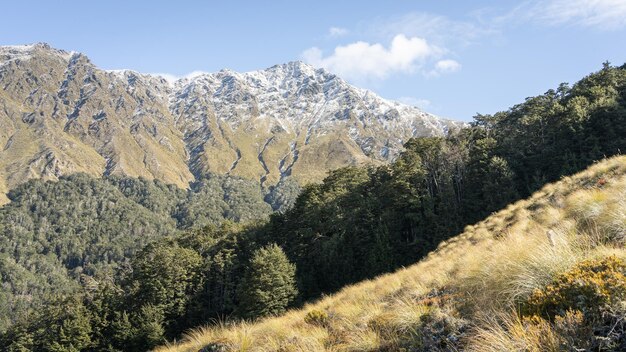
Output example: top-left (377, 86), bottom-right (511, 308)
top-left (156, 156), bottom-right (626, 352)
top-left (467, 313), bottom-right (564, 352)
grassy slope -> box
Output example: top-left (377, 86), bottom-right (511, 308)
top-left (158, 156), bottom-right (626, 352)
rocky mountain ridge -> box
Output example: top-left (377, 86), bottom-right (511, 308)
top-left (0, 43), bottom-right (463, 203)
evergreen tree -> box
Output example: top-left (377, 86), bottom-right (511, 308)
top-left (130, 244), bottom-right (203, 336)
top-left (237, 244), bottom-right (298, 319)
top-left (130, 304), bottom-right (165, 350)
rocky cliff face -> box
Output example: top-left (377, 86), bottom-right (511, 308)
top-left (0, 43), bottom-right (463, 202)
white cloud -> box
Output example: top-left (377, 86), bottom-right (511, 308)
top-left (370, 12), bottom-right (498, 48)
top-left (397, 97), bottom-right (431, 109)
top-left (302, 34), bottom-right (446, 81)
top-left (498, 0), bottom-right (626, 30)
top-left (435, 59), bottom-right (461, 73)
top-left (151, 73), bottom-right (179, 83)
top-left (328, 26), bottom-right (349, 37)
top-left (149, 70), bottom-right (208, 83)
top-left (534, 0), bottom-right (626, 29)
top-left (185, 70), bottom-right (209, 79)
top-left (422, 59), bottom-right (462, 78)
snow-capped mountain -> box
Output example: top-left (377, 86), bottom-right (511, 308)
top-left (0, 43), bottom-right (463, 201)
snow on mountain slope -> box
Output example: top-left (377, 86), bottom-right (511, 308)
top-left (0, 43), bottom-right (464, 200)
top-left (169, 60), bottom-right (462, 185)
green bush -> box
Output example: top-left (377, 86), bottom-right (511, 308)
top-left (522, 256), bottom-right (626, 350)
top-left (304, 309), bottom-right (329, 327)
top-left (523, 256), bottom-right (626, 320)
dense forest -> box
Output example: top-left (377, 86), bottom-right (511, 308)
top-left (1, 63), bottom-right (625, 351)
top-left (0, 173), bottom-right (300, 332)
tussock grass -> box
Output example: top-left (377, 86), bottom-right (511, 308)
top-left (157, 156), bottom-right (626, 352)
top-left (468, 312), bottom-right (564, 352)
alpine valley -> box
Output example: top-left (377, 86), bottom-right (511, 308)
top-left (0, 43), bottom-right (461, 203)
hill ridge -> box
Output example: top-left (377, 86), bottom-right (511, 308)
top-left (157, 155), bottom-right (626, 351)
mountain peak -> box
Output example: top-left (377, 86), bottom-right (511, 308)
top-left (0, 42), bottom-right (50, 51)
top-left (31, 42), bottom-right (53, 50)
top-left (0, 42), bottom-right (76, 64)
top-left (268, 60), bottom-right (315, 71)
top-left (263, 60), bottom-right (329, 79)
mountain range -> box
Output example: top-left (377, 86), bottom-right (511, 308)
top-left (0, 43), bottom-right (462, 203)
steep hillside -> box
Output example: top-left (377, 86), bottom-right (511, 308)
top-left (0, 44), bottom-right (192, 203)
top-left (158, 155), bottom-right (626, 352)
top-left (0, 173), bottom-right (278, 332)
top-left (0, 43), bottom-right (461, 203)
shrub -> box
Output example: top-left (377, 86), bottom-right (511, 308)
top-left (417, 306), bottom-right (468, 351)
top-left (523, 256), bottom-right (626, 320)
top-left (304, 309), bottom-right (329, 327)
top-left (521, 256), bottom-right (626, 350)
top-left (553, 310), bottom-right (594, 350)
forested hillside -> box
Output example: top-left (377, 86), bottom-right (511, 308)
top-left (0, 62), bottom-right (625, 351)
top-left (0, 173), bottom-right (298, 332)
top-left (160, 153), bottom-right (626, 352)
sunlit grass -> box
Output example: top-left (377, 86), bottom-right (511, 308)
top-left (156, 156), bottom-right (626, 352)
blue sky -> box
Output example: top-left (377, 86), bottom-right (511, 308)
top-left (1, 0), bottom-right (626, 121)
